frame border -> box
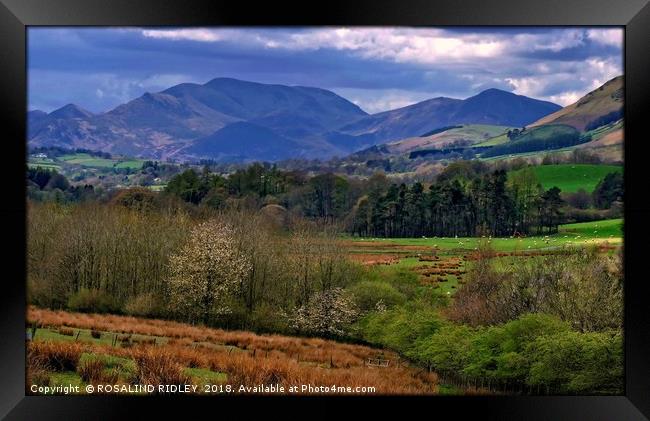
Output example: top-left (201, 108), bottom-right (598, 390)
top-left (1, 0), bottom-right (649, 418)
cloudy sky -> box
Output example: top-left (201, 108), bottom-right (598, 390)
top-left (28, 27), bottom-right (623, 114)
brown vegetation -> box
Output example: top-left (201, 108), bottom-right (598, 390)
top-left (349, 253), bottom-right (400, 266)
top-left (27, 308), bottom-right (439, 394)
top-left (28, 340), bottom-right (83, 372)
top-left (78, 358), bottom-right (119, 384)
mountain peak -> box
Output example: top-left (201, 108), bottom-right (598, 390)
top-left (49, 103), bottom-right (94, 119)
top-left (473, 88), bottom-right (517, 97)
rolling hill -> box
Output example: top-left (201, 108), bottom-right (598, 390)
top-left (529, 76), bottom-right (623, 131)
top-left (508, 164), bottom-right (623, 193)
top-left (471, 76), bottom-right (623, 162)
top-left (378, 124), bottom-right (513, 155)
top-left (480, 124), bottom-right (586, 158)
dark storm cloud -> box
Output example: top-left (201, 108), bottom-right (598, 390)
top-left (28, 27), bottom-right (623, 114)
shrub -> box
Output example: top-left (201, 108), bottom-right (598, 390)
top-left (348, 281), bottom-right (405, 313)
top-left (449, 246), bottom-right (622, 331)
top-left (77, 358), bottom-right (118, 384)
top-left (409, 324), bottom-right (475, 374)
top-left (359, 304), bottom-right (443, 354)
top-left (528, 329), bottom-right (623, 394)
top-left (133, 348), bottom-right (192, 387)
top-left (27, 368), bottom-right (50, 388)
top-left (57, 327), bottom-right (74, 336)
top-left (124, 293), bottom-right (161, 318)
top-left (67, 289), bottom-right (120, 314)
top-left (447, 244), bottom-right (504, 326)
top-left (110, 187), bottom-right (157, 212)
top-left (28, 341), bottom-right (83, 371)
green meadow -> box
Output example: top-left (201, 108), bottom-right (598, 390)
top-left (345, 218), bottom-right (622, 253)
top-left (510, 164), bottom-right (622, 193)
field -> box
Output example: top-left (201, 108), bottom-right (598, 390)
top-left (26, 307), bottom-right (439, 395)
top-left (509, 164), bottom-right (622, 193)
top-left (388, 124), bottom-right (512, 154)
top-left (344, 218), bottom-right (621, 252)
top-left (28, 161), bottom-right (61, 170)
top-left (474, 132), bottom-right (509, 147)
top-left (343, 218), bottom-right (621, 297)
top-left (58, 153), bottom-right (145, 170)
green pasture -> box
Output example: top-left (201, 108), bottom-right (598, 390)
top-left (345, 218), bottom-right (622, 253)
top-left (58, 153), bottom-right (145, 169)
top-left (510, 164), bottom-right (622, 193)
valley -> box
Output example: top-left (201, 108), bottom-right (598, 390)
top-left (26, 69), bottom-right (624, 397)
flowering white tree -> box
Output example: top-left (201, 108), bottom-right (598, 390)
top-left (290, 288), bottom-right (359, 337)
top-left (167, 220), bottom-right (251, 325)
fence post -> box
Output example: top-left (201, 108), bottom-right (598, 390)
top-left (75, 330), bottom-right (80, 341)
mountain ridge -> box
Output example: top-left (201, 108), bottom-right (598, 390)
top-left (28, 77), bottom-right (568, 162)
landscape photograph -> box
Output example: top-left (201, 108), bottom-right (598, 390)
top-left (26, 26), bottom-right (624, 396)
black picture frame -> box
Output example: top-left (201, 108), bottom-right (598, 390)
top-left (1, 0), bottom-right (649, 418)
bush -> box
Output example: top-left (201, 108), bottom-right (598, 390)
top-left (409, 323), bottom-right (475, 374)
top-left (133, 348), bottom-right (192, 388)
top-left (123, 293), bottom-right (161, 318)
top-left (449, 246), bottom-right (622, 331)
top-left (28, 341), bottom-right (83, 371)
top-left (77, 358), bottom-right (118, 384)
top-left (67, 289), bottom-right (121, 314)
top-left (110, 187), bottom-right (157, 212)
top-left (348, 280), bottom-right (405, 313)
top-left (58, 327), bottom-right (74, 336)
top-left (359, 304), bottom-right (443, 354)
top-left (528, 329), bottom-right (623, 394)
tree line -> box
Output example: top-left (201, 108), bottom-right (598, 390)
top-left (28, 158), bottom-right (623, 239)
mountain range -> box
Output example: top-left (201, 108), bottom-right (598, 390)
top-left (28, 77), bottom-right (564, 162)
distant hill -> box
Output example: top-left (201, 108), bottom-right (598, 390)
top-left (28, 78), bottom-right (368, 160)
top-left (481, 125), bottom-right (585, 158)
top-left (183, 121), bottom-right (306, 162)
top-left (379, 124), bottom-right (514, 155)
top-left (49, 104), bottom-right (95, 120)
top-left (27, 77), bottom-right (563, 162)
top-left (335, 89), bottom-right (560, 146)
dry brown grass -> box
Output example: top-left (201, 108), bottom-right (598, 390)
top-left (349, 253), bottom-right (400, 266)
top-left (132, 347), bottom-right (192, 387)
top-left (57, 327), bottom-right (74, 336)
top-left (27, 307), bottom-right (440, 395)
top-left (78, 358), bottom-right (119, 384)
top-left (28, 307), bottom-right (386, 367)
top-left (28, 340), bottom-right (83, 371)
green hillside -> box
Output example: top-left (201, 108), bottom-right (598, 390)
top-left (481, 125), bottom-right (585, 158)
top-left (387, 124), bottom-right (512, 154)
top-left (57, 153), bottom-right (144, 170)
top-left (560, 218), bottom-right (622, 238)
top-left (510, 164), bottom-right (622, 193)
